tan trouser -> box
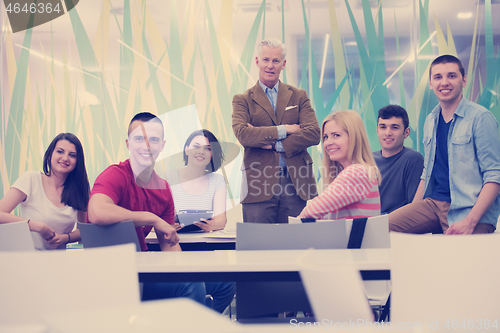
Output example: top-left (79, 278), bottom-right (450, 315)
top-left (389, 198), bottom-right (495, 234)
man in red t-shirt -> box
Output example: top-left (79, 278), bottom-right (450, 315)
top-left (88, 112), bottom-right (179, 251)
top-left (88, 112), bottom-right (206, 303)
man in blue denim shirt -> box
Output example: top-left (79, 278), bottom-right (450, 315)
top-left (389, 55), bottom-right (500, 234)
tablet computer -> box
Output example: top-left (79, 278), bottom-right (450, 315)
top-left (177, 210), bottom-right (213, 225)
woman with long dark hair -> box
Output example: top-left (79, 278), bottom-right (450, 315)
top-left (0, 133), bottom-right (90, 250)
top-left (165, 129), bottom-right (234, 313)
top-left (165, 129), bottom-right (227, 232)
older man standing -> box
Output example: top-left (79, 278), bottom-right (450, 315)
top-left (232, 38), bottom-right (320, 223)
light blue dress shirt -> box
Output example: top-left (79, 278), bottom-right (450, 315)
top-left (421, 97), bottom-right (500, 227)
top-left (259, 81), bottom-right (287, 167)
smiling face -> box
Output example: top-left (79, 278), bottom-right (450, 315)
top-left (126, 120), bottom-right (165, 170)
top-left (376, 116), bottom-right (410, 157)
top-left (323, 120), bottom-right (350, 168)
top-left (50, 139), bottom-right (77, 175)
top-left (256, 45), bottom-right (286, 89)
top-left (184, 135), bottom-right (212, 169)
top-left (429, 62), bottom-right (466, 107)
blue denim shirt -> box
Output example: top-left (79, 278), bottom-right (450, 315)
top-left (422, 97), bottom-right (500, 227)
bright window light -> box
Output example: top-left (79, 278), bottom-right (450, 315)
top-left (457, 12), bottom-right (473, 19)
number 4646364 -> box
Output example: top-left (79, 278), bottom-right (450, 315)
top-left (6, 2), bottom-right (61, 14)
top-left (443, 319), bottom-right (498, 330)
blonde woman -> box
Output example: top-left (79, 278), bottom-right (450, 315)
top-left (298, 110), bottom-right (381, 220)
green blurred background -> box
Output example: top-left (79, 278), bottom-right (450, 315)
top-left (1, 0), bottom-right (499, 207)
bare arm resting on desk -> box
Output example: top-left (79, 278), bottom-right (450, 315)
top-left (88, 193), bottom-right (180, 250)
top-left (45, 211), bottom-right (84, 248)
top-left (0, 187), bottom-right (55, 240)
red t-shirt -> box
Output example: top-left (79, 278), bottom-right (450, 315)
top-left (89, 159), bottom-right (175, 251)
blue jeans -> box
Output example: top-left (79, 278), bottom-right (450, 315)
top-left (142, 281), bottom-right (235, 313)
top-left (205, 282), bottom-right (236, 313)
top-left (142, 282), bottom-right (205, 304)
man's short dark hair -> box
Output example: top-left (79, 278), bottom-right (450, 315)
top-left (429, 54), bottom-right (465, 79)
top-left (128, 112), bottom-right (164, 136)
top-left (377, 105), bottom-right (409, 129)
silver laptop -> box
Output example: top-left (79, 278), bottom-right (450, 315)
top-left (0, 221), bottom-right (36, 251)
top-left (236, 220), bottom-right (348, 250)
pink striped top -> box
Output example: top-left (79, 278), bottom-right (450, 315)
top-left (301, 164), bottom-right (380, 220)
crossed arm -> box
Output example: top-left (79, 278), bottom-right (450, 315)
top-left (232, 91), bottom-right (320, 156)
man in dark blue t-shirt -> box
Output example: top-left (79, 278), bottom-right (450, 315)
top-left (374, 105), bottom-right (424, 214)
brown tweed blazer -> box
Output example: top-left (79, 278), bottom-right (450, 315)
top-left (232, 81), bottom-right (320, 204)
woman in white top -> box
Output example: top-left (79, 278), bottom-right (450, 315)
top-left (166, 129), bottom-right (227, 232)
top-left (0, 133), bottom-right (90, 250)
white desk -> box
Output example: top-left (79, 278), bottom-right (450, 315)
top-left (146, 230), bottom-right (235, 243)
top-left (41, 298), bottom-right (427, 333)
top-left (0, 324), bottom-right (48, 333)
top-left (43, 298), bottom-right (238, 333)
top-left (146, 230), bottom-right (236, 251)
top-left (137, 248), bottom-right (391, 282)
top-left (138, 248), bottom-right (390, 320)
top-left (39, 297), bottom-right (435, 333)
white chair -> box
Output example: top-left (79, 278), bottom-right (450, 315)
top-left (44, 298), bottom-right (239, 333)
top-left (287, 214), bottom-right (390, 248)
top-left (345, 214), bottom-right (390, 249)
top-left (236, 220), bottom-right (348, 250)
top-left (299, 258), bottom-right (374, 323)
top-left (78, 221), bottom-right (141, 251)
top-left (0, 243), bottom-right (140, 325)
top-left (0, 221), bottom-right (35, 251)
top-left (391, 232), bottom-right (500, 326)
top-left (346, 215), bottom-right (391, 319)
top-left (293, 215), bottom-right (391, 318)
top-left (235, 221), bottom-right (348, 319)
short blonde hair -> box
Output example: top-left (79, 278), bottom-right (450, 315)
top-left (321, 110), bottom-right (380, 185)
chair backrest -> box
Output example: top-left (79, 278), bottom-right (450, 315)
top-left (236, 221), bottom-right (347, 250)
top-left (345, 215), bottom-right (390, 249)
top-left (44, 298), bottom-right (240, 333)
top-left (0, 221), bottom-right (36, 251)
top-left (78, 221), bottom-right (141, 251)
top-left (0, 243), bottom-right (140, 325)
top-left (391, 232), bottom-right (500, 324)
top-left (300, 261), bottom-right (374, 323)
